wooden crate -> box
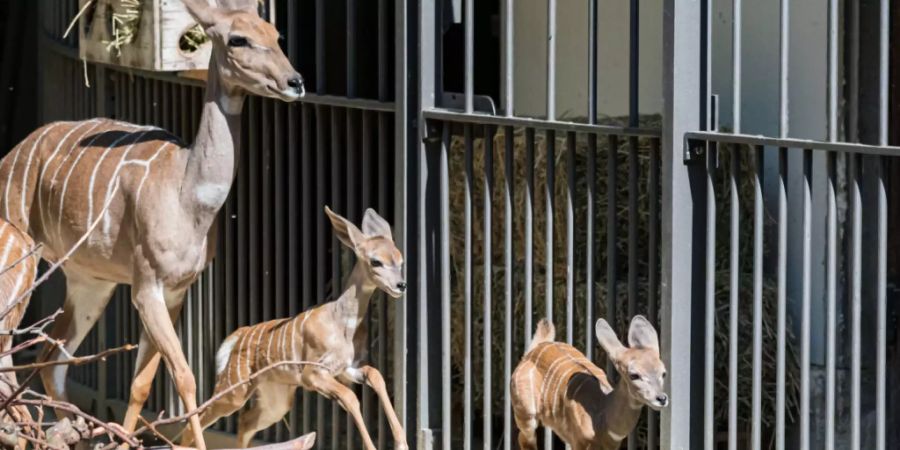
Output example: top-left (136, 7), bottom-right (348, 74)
top-left (78, 0), bottom-right (213, 72)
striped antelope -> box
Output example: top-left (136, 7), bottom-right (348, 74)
top-left (510, 316), bottom-right (668, 450)
top-left (0, 1), bottom-right (303, 448)
top-left (182, 206), bottom-right (407, 449)
top-left (0, 220), bottom-right (39, 446)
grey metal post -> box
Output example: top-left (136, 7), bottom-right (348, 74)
top-left (661, 0), bottom-right (701, 448)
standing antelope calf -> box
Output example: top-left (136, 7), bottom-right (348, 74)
top-left (183, 206), bottom-right (407, 449)
top-left (511, 316), bottom-right (668, 450)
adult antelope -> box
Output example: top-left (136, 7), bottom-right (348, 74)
top-left (0, 0), bottom-right (303, 447)
top-left (511, 316), bottom-right (667, 450)
top-left (183, 206), bottom-right (408, 449)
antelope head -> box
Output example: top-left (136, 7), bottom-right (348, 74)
top-left (325, 207), bottom-right (406, 298)
top-left (595, 315), bottom-right (669, 410)
top-left (183, 0), bottom-right (305, 101)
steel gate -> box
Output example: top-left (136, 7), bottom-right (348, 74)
top-left (27, 0), bottom-right (900, 449)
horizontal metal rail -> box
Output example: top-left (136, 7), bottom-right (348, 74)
top-left (424, 109), bottom-right (661, 138)
top-left (686, 131), bottom-right (900, 156)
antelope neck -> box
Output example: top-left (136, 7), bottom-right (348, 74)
top-left (179, 55), bottom-right (245, 231)
top-left (329, 261), bottom-right (377, 332)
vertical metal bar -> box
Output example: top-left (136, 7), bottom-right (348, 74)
top-left (524, 127), bottom-right (535, 349)
top-left (587, 0), bottom-right (597, 124)
top-left (503, 126), bottom-right (514, 450)
top-left (315, 105), bottom-right (328, 450)
top-left (776, 147), bottom-right (787, 450)
top-left (585, 133), bottom-right (596, 359)
top-left (703, 141), bottom-right (715, 450)
top-left (566, 131), bottom-right (575, 344)
top-left (825, 151), bottom-right (837, 450)
top-left (331, 107), bottom-right (344, 450)
top-left (627, 137), bottom-right (638, 450)
top-left (827, 0), bottom-right (838, 143)
top-left (629, 0), bottom-right (639, 128)
top-left (376, 111), bottom-right (389, 450)
top-left (377, 0), bottom-right (388, 101)
top-left (544, 129), bottom-right (555, 450)
top-left (799, 149), bottom-right (811, 450)
top-left (848, 0), bottom-right (859, 142)
top-left (463, 124), bottom-right (474, 450)
top-left (647, 138), bottom-right (660, 448)
top-left (346, 108), bottom-right (357, 450)
top-left (749, 146), bottom-right (763, 450)
top-left (850, 152), bottom-right (861, 450)
top-left (875, 3), bottom-right (889, 449)
top-left (483, 125), bottom-right (494, 450)
top-left (546, 0), bottom-right (556, 120)
top-left (732, 0), bottom-right (741, 133)
top-left (440, 124), bottom-right (451, 450)
top-left (315, 0), bottom-right (325, 94)
top-left (502, 0), bottom-right (514, 116)
top-left (464, 0), bottom-right (474, 113)
top-left (779, 0), bottom-right (789, 138)
top-left (727, 147), bottom-right (739, 450)
top-left (346, 0), bottom-right (356, 98)
top-left (606, 134), bottom-right (618, 375)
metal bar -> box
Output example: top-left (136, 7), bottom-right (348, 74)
top-left (483, 125), bottom-right (494, 450)
top-left (776, 147), bottom-right (787, 450)
top-left (628, 137), bottom-right (638, 318)
top-left (647, 138), bottom-right (659, 448)
top-left (825, 151), bottom-right (836, 450)
top-left (566, 131), bottom-right (575, 344)
top-left (423, 109), bottom-right (661, 137)
top-left (684, 132), bottom-right (900, 156)
top-left (848, 0), bottom-right (859, 142)
top-left (316, 0), bottom-right (325, 94)
top-left (376, 110), bottom-right (389, 450)
top-left (315, 105), bottom-right (328, 450)
top-left (779, 0), bottom-right (789, 138)
top-left (827, 0), bottom-right (837, 142)
top-left (544, 128), bottom-right (555, 450)
top-left (377, 0), bottom-right (388, 100)
top-left (728, 147), bottom-right (739, 450)
top-left (361, 111), bottom-right (373, 438)
top-left (502, 0), bottom-right (513, 116)
top-left (463, 124), bottom-right (474, 450)
top-left (346, 0), bottom-right (356, 98)
top-left (703, 140), bottom-right (715, 450)
top-left (546, 0), bottom-right (556, 120)
top-left (346, 108), bottom-right (357, 450)
top-left (503, 125), bottom-right (514, 450)
top-left (800, 149), bottom-right (811, 450)
top-left (440, 124), bottom-right (451, 450)
top-left (331, 107), bottom-right (344, 450)
top-left (524, 127), bottom-right (535, 349)
top-left (585, 133), bottom-right (596, 359)
top-left (606, 134), bottom-right (618, 375)
top-left (588, 0), bottom-right (598, 124)
top-left (850, 152), bottom-right (861, 450)
top-left (732, 0), bottom-right (741, 133)
top-left (464, 0), bottom-right (473, 113)
top-left (876, 5), bottom-right (889, 447)
top-left (750, 146), bottom-right (763, 450)
top-left (300, 103), bottom-right (313, 436)
top-left (629, 0), bottom-right (638, 128)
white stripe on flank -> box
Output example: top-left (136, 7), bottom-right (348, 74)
top-left (254, 325), bottom-right (265, 370)
top-left (0, 225), bottom-right (15, 273)
top-left (295, 312), bottom-right (310, 361)
top-left (37, 120), bottom-right (101, 234)
top-left (87, 130), bottom-right (150, 232)
top-left (132, 143), bottom-right (170, 210)
top-left (99, 136), bottom-right (171, 238)
top-left (5, 124), bottom-right (58, 222)
top-left (244, 326), bottom-right (259, 380)
top-left (57, 129), bottom-right (133, 243)
top-left (279, 319), bottom-right (289, 366)
top-left (20, 123), bottom-right (82, 225)
top-left (265, 324), bottom-right (276, 367)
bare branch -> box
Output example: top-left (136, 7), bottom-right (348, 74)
top-left (0, 344), bottom-right (136, 373)
top-left (0, 243), bottom-right (41, 278)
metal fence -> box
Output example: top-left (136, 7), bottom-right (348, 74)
top-left (27, 0), bottom-right (900, 449)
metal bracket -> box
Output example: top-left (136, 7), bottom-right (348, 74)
top-left (683, 94), bottom-right (720, 166)
top-left (440, 92), bottom-right (497, 115)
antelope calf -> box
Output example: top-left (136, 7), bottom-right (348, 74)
top-left (511, 316), bottom-right (668, 450)
top-left (0, 220), bottom-right (39, 445)
top-left (183, 206), bottom-right (407, 449)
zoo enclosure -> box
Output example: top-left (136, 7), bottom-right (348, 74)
top-left (31, 0), bottom-right (900, 450)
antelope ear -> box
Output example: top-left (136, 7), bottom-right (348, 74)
top-left (595, 318), bottom-right (626, 362)
top-left (627, 315), bottom-right (660, 352)
top-left (296, 431), bottom-right (317, 450)
top-left (325, 206), bottom-right (366, 252)
top-left (361, 208), bottom-right (393, 240)
top-left (182, 0), bottom-right (221, 29)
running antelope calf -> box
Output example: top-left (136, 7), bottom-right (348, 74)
top-left (183, 206), bottom-right (407, 449)
top-left (511, 316), bottom-right (668, 450)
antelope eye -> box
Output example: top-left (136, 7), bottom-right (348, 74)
top-left (228, 36), bottom-right (250, 47)
top-left (662, 372), bottom-right (667, 379)
top-left (629, 373), bottom-right (641, 381)
top-left (371, 259), bottom-right (383, 268)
